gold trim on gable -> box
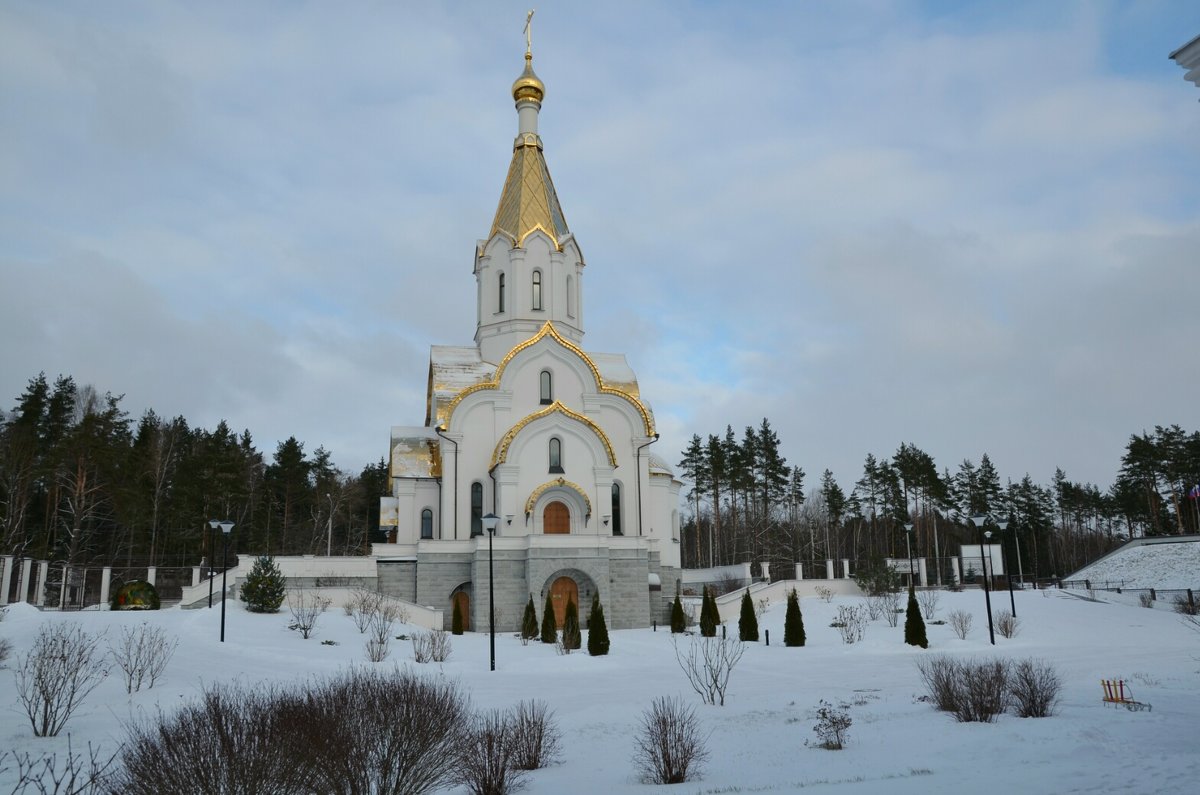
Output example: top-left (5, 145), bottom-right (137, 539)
top-left (491, 401), bottom-right (616, 469)
top-left (525, 477), bottom-right (592, 518)
top-left (441, 322), bottom-right (655, 435)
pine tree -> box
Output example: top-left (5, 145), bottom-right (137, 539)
top-left (587, 592), bottom-right (610, 656)
top-left (784, 588), bottom-right (805, 647)
top-left (240, 555), bottom-right (286, 613)
top-left (540, 592), bottom-right (557, 644)
top-left (904, 587), bottom-right (928, 648)
top-left (562, 597), bottom-right (581, 651)
top-left (738, 589), bottom-right (758, 642)
top-left (670, 592), bottom-right (686, 633)
top-left (521, 594), bottom-right (539, 641)
top-left (699, 586), bottom-right (718, 637)
top-left (451, 598), bottom-right (464, 635)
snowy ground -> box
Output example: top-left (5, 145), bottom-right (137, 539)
top-left (1068, 538), bottom-right (1200, 590)
top-left (1, 587), bottom-right (1197, 794)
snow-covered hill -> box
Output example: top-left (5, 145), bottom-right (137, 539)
top-left (1067, 536), bottom-right (1200, 590)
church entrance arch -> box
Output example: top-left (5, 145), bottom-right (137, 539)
top-left (544, 501), bottom-right (570, 534)
top-left (541, 568), bottom-right (598, 628)
top-left (451, 589), bottom-right (471, 631)
top-left (549, 576), bottom-right (578, 628)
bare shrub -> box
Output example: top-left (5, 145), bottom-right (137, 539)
top-left (917, 588), bottom-right (940, 619)
top-left (996, 610), bottom-right (1020, 638)
top-left (508, 700), bottom-right (562, 771)
top-left (672, 635), bottom-right (745, 706)
top-left (109, 624), bottom-right (178, 693)
top-left (810, 700), bottom-right (852, 749)
top-left (116, 683), bottom-right (314, 794)
top-left (349, 588), bottom-right (384, 632)
top-left (1182, 613), bottom-right (1200, 635)
top-left (452, 709), bottom-right (527, 795)
top-left (755, 597), bottom-right (771, 618)
top-left (1, 737), bottom-right (119, 794)
top-left (412, 629), bottom-right (452, 663)
top-left (881, 590), bottom-right (902, 627)
top-left (948, 610), bottom-right (973, 640)
top-left (833, 605), bottom-right (866, 644)
top-left (916, 656), bottom-right (962, 713)
top-left (0, 636), bottom-right (10, 665)
top-left (1008, 658), bottom-right (1062, 717)
top-left (1138, 592), bottom-right (1154, 608)
top-left (16, 622), bottom-right (109, 737)
top-left (371, 602), bottom-right (401, 645)
top-left (366, 637), bottom-right (390, 662)
top-left (956, 659), bottom-right (1009, 723)
top-left (713, 573), bottom-right (743, 596)
top-left (814, 585), bottom-right (835, 603)
top-left (633, 695), bottom-right (710, 785)
top-left (288, 590), bottom-right (332, 639)
top-left (864, 594), bottom-right (885, 621)
top-left (1172, 595), bottom-right (1199, 616)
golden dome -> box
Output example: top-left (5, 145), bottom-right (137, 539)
top-left (511, 53), bottom-right (545, 104)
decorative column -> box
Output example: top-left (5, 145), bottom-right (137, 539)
top-left (18, 558), bottom-right (33, 603)
top-left (918, 558), bottom-right (929, 587)
top-left (100, 567), bottom-right (112, 607)
top-left (841, 559), bottom-right (851, 579)
top-left (146, 566), bottom-right (156, 587)
top-left (794, 563), bottom-right (804, 580)
top-left (0, 555), bottom-right (13, 605)
top-left (59, 565), bottom-right (69, 608)
top-left (35, 561), bottom-right (49, 606)
top-left (825, 559), bottom-right (835, 580)
top-left (192, 566), bottom-right (202, 587)
top-left (950, 558), bottom-right (961, 587)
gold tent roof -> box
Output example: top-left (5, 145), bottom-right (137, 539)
top-left (489, 136), bottom-right (569, 248)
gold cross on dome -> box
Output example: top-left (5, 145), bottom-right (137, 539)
top-left (524, 9), bottom-right (535, 55)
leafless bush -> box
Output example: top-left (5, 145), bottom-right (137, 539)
top-left (116, 683), bottom-right (314, 794)
top-left (109, 624), bottom-right (178, 694)
top-left (755, 597), bottom-right (771, 618)
top-left (0, 737), bottom-right (119, 795)
top-left (881, 590), bottom-right (902, 627)
top-left (814, 585), bottom-right (835, 603)
top-left (349, 588), bottom-right (384, 632)
top-left (916, 656), bottom-right (962, 713)
top-left (16, 622), bottom-right (109, 737)
top-left (371, 602), bottom-right (402, 645)
top-left (1008, 658), bottom-right (1062, 717)
top-left (452, 709), bottom-right (527, 795)
top-left (0, 636), bottom-right (10, 665)
top-left (412, 629), bottom-right (452, 663)
top-left (833, 605), bottom-right (866, 644)
top-left (366, 637), bottom-right (390, 662)
top-left (948, 610), bottom-right (973, 640)
top-left (1182, 613), bottom-right (1200, 635)
top-left (957, 660), bottom-right (1009, 723)
top-left (1138, 592), bottom-right (1154, 608)
top-left (1173, 595), bottom-right (1199, 616)
top-left (633, 696), bottom-right (710, 785)
top-left (508, 700), bottom-right (562, 771)
top-left (288, 590), bottom-right (332, 639)
top-left (917, 588), bottom-right (940, 619)
top-left (810, 700), bottom-right (852, 750)
top-left (996, 610), bottom-right (1020, 638)
top-left (672, 635), bottom-right (745, 706)
top-left (864, 594), bottom-right (886, 621)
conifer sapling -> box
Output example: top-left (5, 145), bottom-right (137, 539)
top-left (671, 592), bottom-right (686, 634)
top-left (904, 587), bottom-right (928, 648)
top-left (738, 589), bottom-right (759, 642)
top-left (451, 599), bottom-right (464, 635)
top-left (699, 587), bottom-right (718, 638)
top-left (562, 597), bottom-right (582, 651)
top-left (587, 592), bottom-right (610, 656)
top-left (541, 593), bottom-right (557, 644)
top-left (521, 594), bottom-right (539, 641)
top-left (784, 588), bottom-right (806, 647)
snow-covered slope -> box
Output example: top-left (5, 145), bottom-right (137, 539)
top-left (1067, 537), bottom-right (1200, 589)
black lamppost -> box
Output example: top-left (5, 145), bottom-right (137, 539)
top-left (482, 512), bottom-right (500, 671)
top-left (998, 519), bottom-right (1015, 617)
top-left (207, 519), bottom-right (218, 608)
top-left (216, 520), bottom-right (234, 642)
top-left (970, 514), bottom-right (996, 645)
top-left (903, 522), bottom-right (916, 589)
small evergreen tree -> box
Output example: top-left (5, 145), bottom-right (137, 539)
top-left (699, 586), bottom-right (718, 637)
top-left (670, 592), bottom-right (686, 633)
top-left (540, 593), bottom-right (557, 644)
top-left (587, 592), bottom-right (610, 656)
top-left (562, 598), bottom-right (581, 651)
top-left (240, 555), bottom-right (286, 613)
top-left (738, 589), bottom-right (758, 642)
top-left (904, 587), bottom-right (928, 648)
top-left (521, 594), bottom-right (539, 641)
top-left (451, 599), bottom-right (464, 635)
top-left (784, 588), bottom-right (806, 647)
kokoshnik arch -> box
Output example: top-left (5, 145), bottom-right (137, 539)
top-left (373, 32), bottom-right (683, 631)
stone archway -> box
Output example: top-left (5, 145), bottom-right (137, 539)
top-left (548, 575), bottom-right (579, 628)
top-left (544, 501), bottom-right (570, 534)
top-left (451, 590), bottom-right (471, 631)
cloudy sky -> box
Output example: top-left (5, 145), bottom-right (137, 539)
top-left (2, 1), bottom-right (1198, 495)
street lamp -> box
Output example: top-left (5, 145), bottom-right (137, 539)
top-left (326, 493), bottom-right (333, 557)
top-left (998, 519), bottom-right (1015, 617)
top-left (207, 519), bottom-right (219, 609)
top-left (903, 522), bottom-right (915, 589)
top-left (212, 520), bottom-right (234, 642)
top-left (969, 514), bottom-right (996, 645)
top-left (481, 512), bottom-right (500, 671)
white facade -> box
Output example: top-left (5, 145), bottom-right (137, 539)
top-left (373, 47), bottom-right (682, 631)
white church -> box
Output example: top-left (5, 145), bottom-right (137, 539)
top-left (371, 39), bottom-right (683, 631)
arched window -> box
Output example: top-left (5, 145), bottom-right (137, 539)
top-left (532, 270), bottom-right (543, 310)
top-left (548, 437), bottom-right (563, 473)
top-left (611, 482), bottom-right (623, 536)
top-left (470, 482), bottom-right (483, 537)
top-left (566, 275), bottom-right (575, 318)
top-left (498, 272), bottom-right (506, 313)
top-left (539, 370), bottom-right (553, 404)
top-left (420, 508), bottom-right (434, 539)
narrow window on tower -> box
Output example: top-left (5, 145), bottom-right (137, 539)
top-left (566, 275), bottom-right (575, 318)
top-left (498, 272), bottom-right (506, 313)
top-left (532, 270), bottom-right (543, 310)
top-left (539, 370), bottom-right (553, 404)
top-left (548, 437), bottom-right (563, 473)
top-left (420, 508), bottom-right (434, 539)
top-left (470, 482), bottom-right (483, 537)
top-left (611, 482), bottom-right (623, 536)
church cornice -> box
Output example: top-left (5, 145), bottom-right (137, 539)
top-left (491, 400), bottom-right (617, 469)
top-left (440, 322), bottom-right (655, 435)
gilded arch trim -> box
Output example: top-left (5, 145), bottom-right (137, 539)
top-left (525, 477), bottom-right (592, 518)
top-left (491, 401), bottom-right (616, 469)
top-left (441, 322), bottom-right (654, 435)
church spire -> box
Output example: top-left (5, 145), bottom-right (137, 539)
top-left (490, 12), bottom-right (569, 249)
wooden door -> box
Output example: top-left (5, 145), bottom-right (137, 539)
top-left (549, 576), bottom-right (578, 628)
top-left (451, 591), bottom-right (470, 631)
top-left (543, 501), bottom-right (570, 534)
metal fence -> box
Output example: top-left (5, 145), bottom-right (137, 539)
top-left (1059, 579), bottom-right (1196, 610)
